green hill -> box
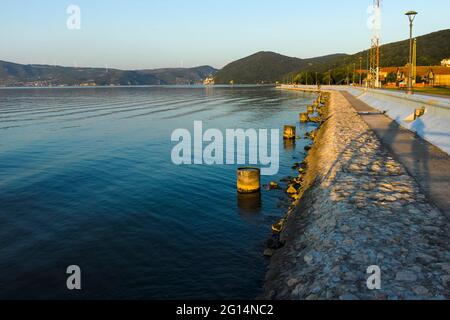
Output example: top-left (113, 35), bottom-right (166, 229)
top-left (214, 29), bottom-right (450, 84)
top-left (322, 28), bottom-right (450, 81)
top-left (214, 51), bottom-right (347, 84)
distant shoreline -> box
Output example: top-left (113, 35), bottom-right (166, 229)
top-left (0, 84), bottom-right (277, 90)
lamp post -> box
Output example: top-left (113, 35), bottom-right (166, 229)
top-left (353, 63), bottom-right (356, 85)
top-left (359, 57), bottom-right (363, 86)
top-left (405, 10), bottom-right (418, 95)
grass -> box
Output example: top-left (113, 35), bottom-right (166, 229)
top-left (383, 86), bottom-right (450, 97)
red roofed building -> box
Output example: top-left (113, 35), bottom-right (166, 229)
top-left (379, 65), bottom-right (450, 87)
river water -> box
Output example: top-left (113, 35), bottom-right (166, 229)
top-left (0, 85), bottom-right (317, 299)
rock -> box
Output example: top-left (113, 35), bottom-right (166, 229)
top-left (438, 263), bottom-right (450, 273)
top-left (280, 176), bottom-right (292, 182)
top-left (304, 254), bottom-right (314, 265)
top-left (287, 278), bottom-right (299, 287)
top-left (339, 294), bottom-right (358, 300)
top-left (269, 182), bottom-right (280, 190)
top-left (395, 271), bottom-right (418, 282)
top-left (326, 290), bottom-right (335, 299)
top-left (375, 293), bottom-right (389, 300)
top-left (371, 164), bottom-right (382, 172)
top-left (442, 275), bottom-right (450, 287)
top-left (414, 252), bottom-right (436, 264)
top-left (266, 235), bottom-right (285, 249)
top-left (287, 185), bottom-right (297, 194)
top-left (264, 249), bottom-right (274, 257)
top-left (412, 285), bottom-right (430, 296)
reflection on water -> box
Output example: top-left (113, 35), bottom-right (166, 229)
top-left (0, 86), bottom-right (318, 299)
top-left (237, 192), bottom-right (262, 215)
top-left (284, 139), bottom-right (296, 151)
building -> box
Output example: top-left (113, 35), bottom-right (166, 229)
top-left (379, 65), bottom-right (450, 87)
top-left (441, 59), bottom-right (450, 67)
top-left (426, 67), bottom-right (450, 86)
top-left (203, 76), bottom-right (215, 85)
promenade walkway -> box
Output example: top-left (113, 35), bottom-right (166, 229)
top-left (342, 91), bottom-right (450, 216)
top-left (264, 91), bottom-right (449, 300)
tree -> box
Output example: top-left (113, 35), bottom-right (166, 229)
top-left (293, 73), bottom-right (302, 84)
top-left (386, 72), bottom-right (397, 84)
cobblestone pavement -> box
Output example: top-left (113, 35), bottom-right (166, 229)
top-left (263, 91), bottom-right (450, 300)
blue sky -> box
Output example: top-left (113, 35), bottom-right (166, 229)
top-left (1, 0), bottom-right (448, 69)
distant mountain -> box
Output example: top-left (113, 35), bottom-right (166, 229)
top-left (214, 29), bottom-right (450, 84)
top-left (0, 61), bottom-right (217, 86)
top-left (2, 29), bottom-right (447, 86)
top-left (142, 66), bottom-right (217, 85)
top-left (214, 52), bottom-right (347, 84)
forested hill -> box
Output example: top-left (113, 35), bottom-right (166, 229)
top-left (214, 29), bottom-right (450, 84)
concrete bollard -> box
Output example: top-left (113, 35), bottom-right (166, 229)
top-left (299, 113), bottom-right (309, 123)
top-left (237, 167), bottom-right (261, 193)
top-left (414, 107), bottom-right (426, 120)
top-left (283, 125), bottom-right (296, 139)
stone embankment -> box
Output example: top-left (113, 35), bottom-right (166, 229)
top-left (263, 90), bottom-right (449, 300)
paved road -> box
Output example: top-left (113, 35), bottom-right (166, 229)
top-left (342, 91), bottom-right (450, 216)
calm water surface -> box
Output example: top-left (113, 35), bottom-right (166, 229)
top-left (0, 86), bottom-right (317, 299)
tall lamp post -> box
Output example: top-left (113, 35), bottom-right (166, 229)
top-left (359, 57), bottom-right (363, 86)
top-left (405, 10), bottom-right (418, 95)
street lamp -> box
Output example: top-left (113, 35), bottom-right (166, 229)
top-left (405, 10), bottom-right (418, 95)
top-left (353, 63), bottom-right (356, 85)
top-left (359, 57), bottom-right (363, 86)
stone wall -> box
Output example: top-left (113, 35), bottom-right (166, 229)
top-left (263, 91), bottom-right (449, 300)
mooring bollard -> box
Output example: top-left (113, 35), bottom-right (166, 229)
top-left (307, 105), bottom-right (315, 114)
top-left (299, 113), bottom-right (309, 123)
top-left (283, 125), bottom-right (296, 139)
top-left (237, 167), bottom-right (261, 193)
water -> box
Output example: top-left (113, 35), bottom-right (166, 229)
top-left (0, 86), bottom-right (317, 299)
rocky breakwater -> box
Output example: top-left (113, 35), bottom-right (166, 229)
top-left (263, 90), bottom-right (450, 300)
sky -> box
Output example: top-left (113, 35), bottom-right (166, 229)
top-left (1, 0), bottom-right (449, 70)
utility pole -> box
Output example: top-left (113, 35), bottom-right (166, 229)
top-left (346, 66), bottom-right (349, 85)
top-left (405, 11), bottom-right (418, 95)
top-left (359, 57), bottom-right (363, 86)
top-left (369, 0), bottom-right (381, 88)
top-left (353, 63), bottom-right (356, 84)
top-left (413, 38), bottom-right (417, 83)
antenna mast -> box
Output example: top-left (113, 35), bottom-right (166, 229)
top-left (369, 0), bottom-right (381, 88)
